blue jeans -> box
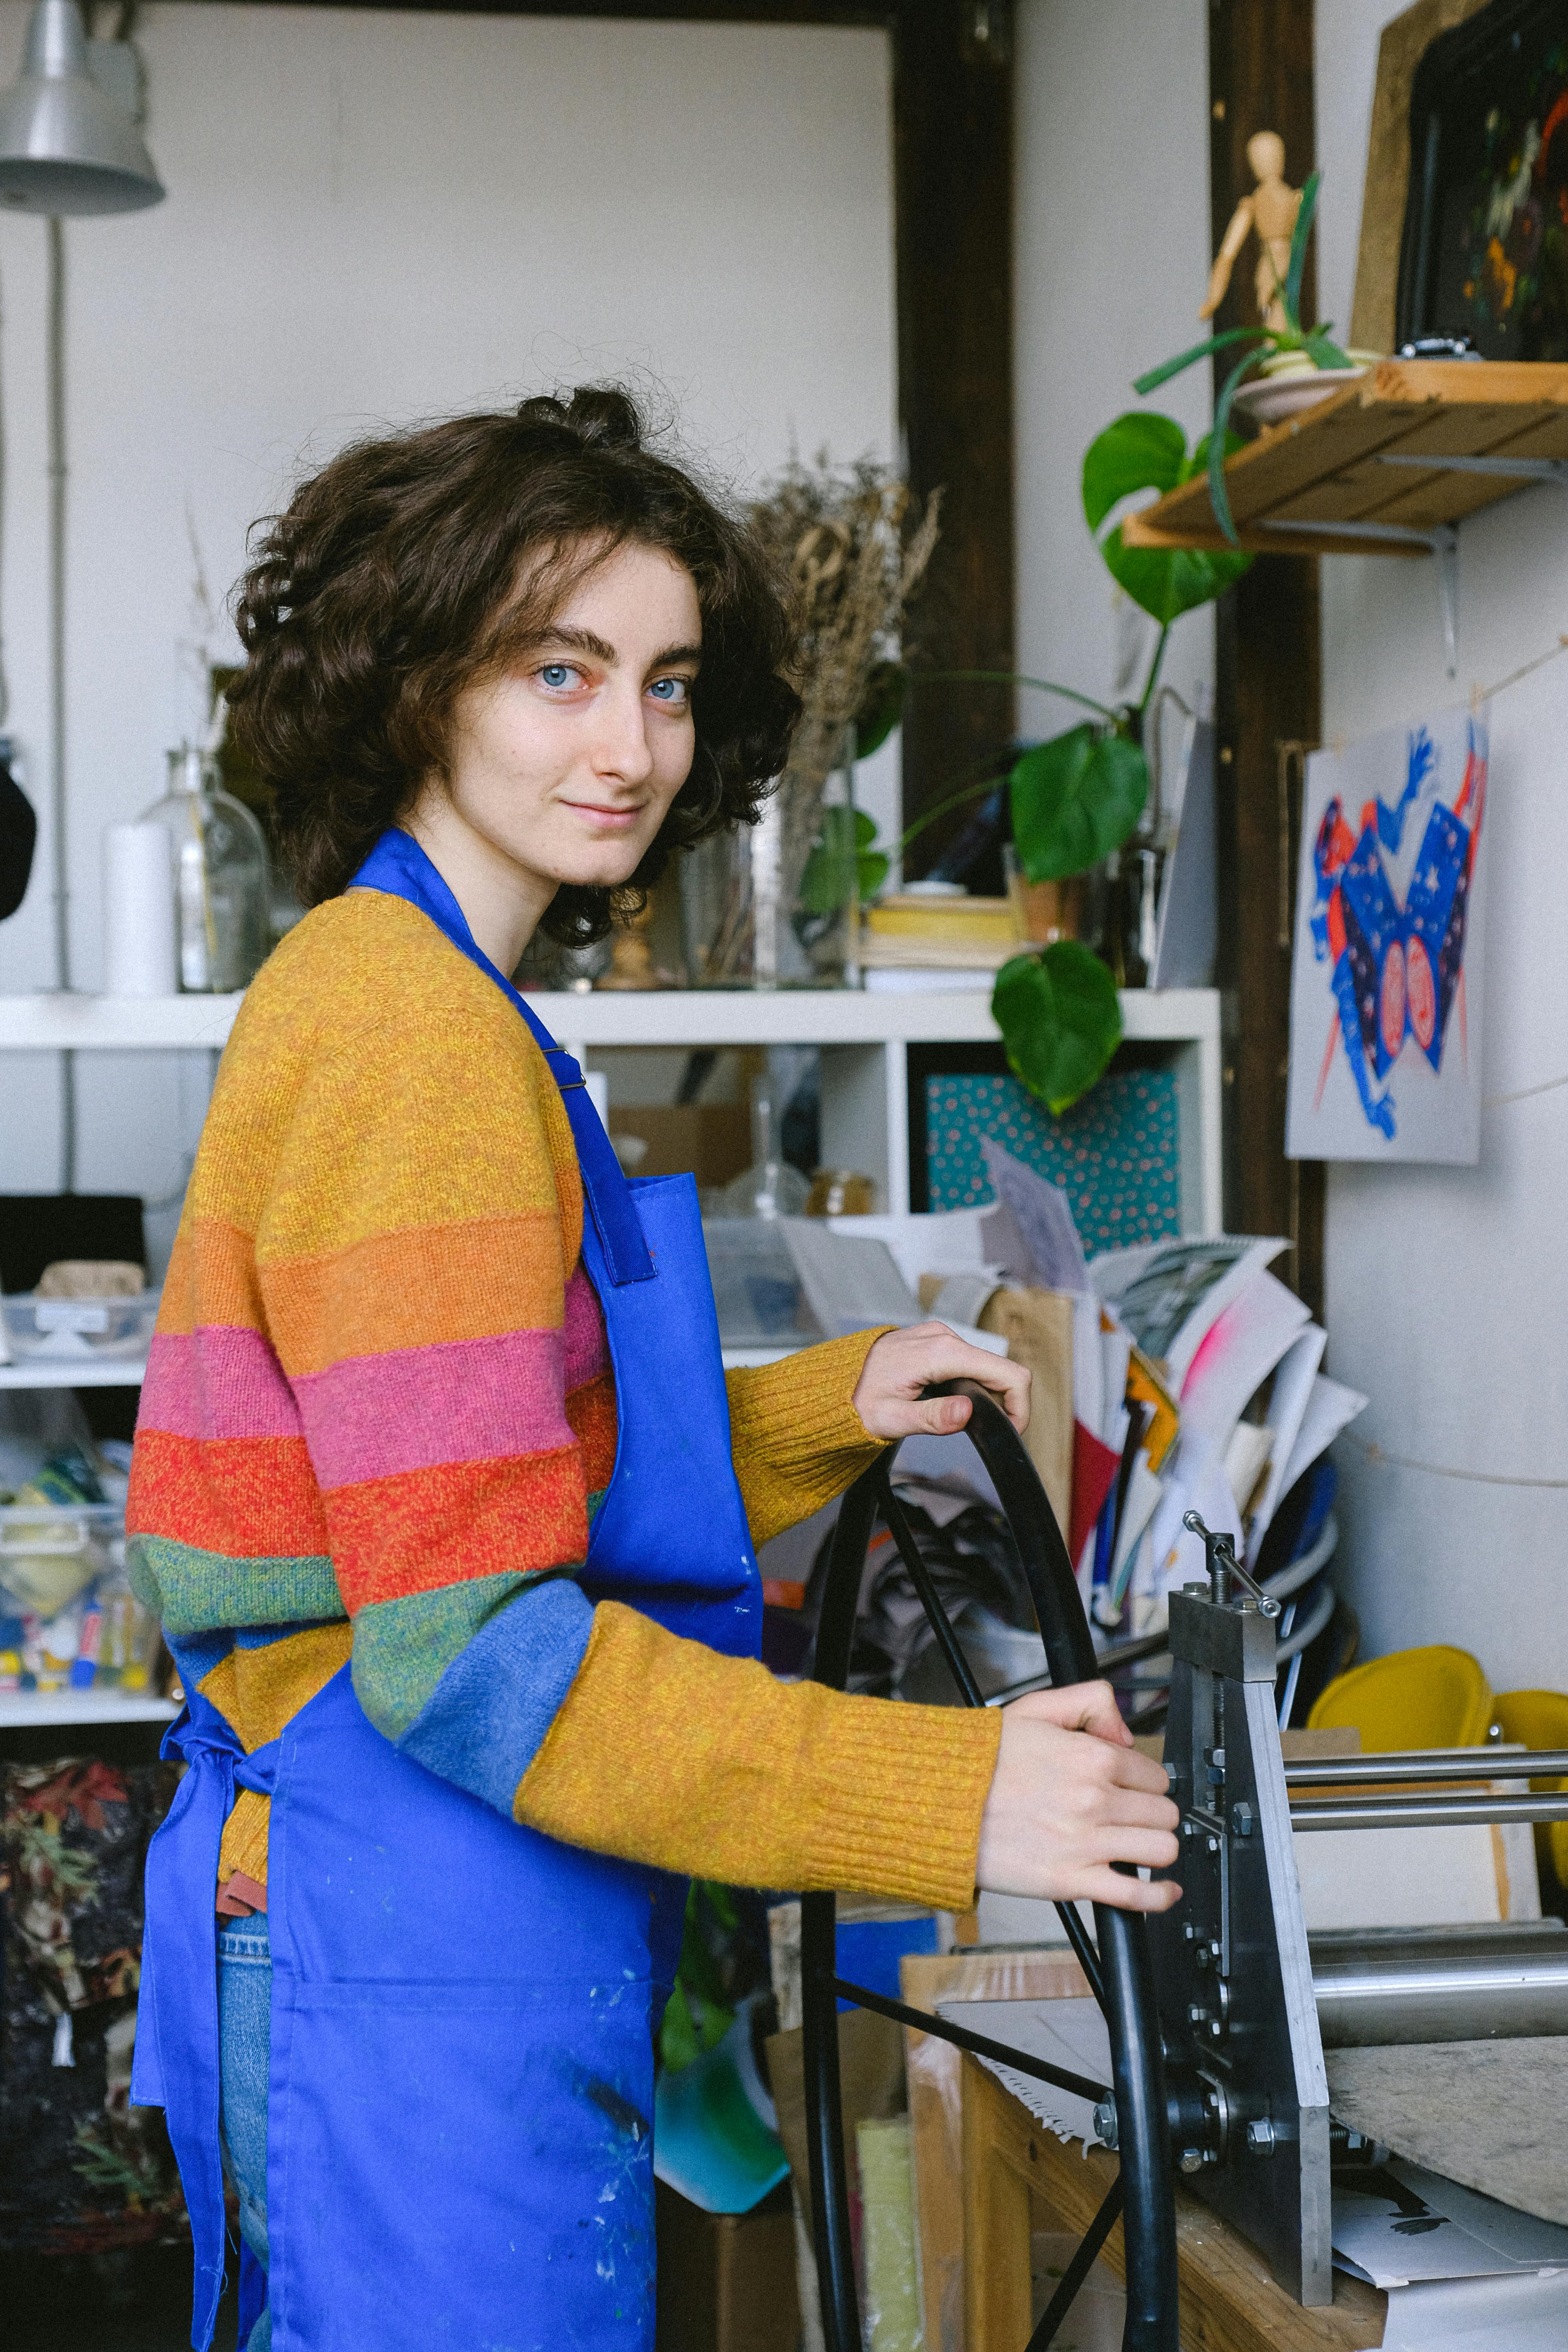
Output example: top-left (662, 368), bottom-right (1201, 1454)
top-left (217, 1912), bottom-right (272, 2352)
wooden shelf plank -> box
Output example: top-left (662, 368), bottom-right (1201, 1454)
top-left (1122, 360), bottom-right (1568, 557)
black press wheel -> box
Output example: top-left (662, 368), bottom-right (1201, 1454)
top-left (801, 1379), bottom-right (1181, 2352)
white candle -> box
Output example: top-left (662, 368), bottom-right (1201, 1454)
top-left (102, 820), bottom-right (177, 997)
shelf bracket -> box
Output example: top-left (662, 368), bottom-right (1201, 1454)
top-left (1374, 451), bottom-right (1568, 488)
top-left (1261, 517), bottom-right (1461, 675)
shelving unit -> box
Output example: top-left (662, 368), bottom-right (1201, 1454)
top-left (0, 984), bottom-right (1224, 1229)
top-left (0, 980), bottom-right (1222, 1724)
top-left (0, 1687), bottom-right (176, 1728)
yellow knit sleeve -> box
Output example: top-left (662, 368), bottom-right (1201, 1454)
top-left (515, 1600), bottom-right (1000, 1909)
top-left (725, 1328), bottom-right (892, 1549)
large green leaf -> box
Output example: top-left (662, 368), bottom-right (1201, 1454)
top-left (1082, 412), bottom-right (1186, 533)
top-left (1010, 724), bottom-right (1147, 881)
top-left (1085, 413), bottom-right (1253, 623)
top-left (1283, 169), bottom-right (1320, 335)
top-left (855, 659), bottom-right (906, 758)
top-left (993, 944), bottom-right (1123, 1115)
top-left (798, 804), bottom-right (887, 914)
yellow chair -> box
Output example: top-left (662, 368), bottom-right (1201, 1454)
top-left (1307, 1644), bottom-right (1494, 1754)
top-left (1495, 1689), bottom-right (1568, 1893)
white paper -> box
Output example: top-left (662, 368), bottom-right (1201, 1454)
top-left (1246, 1324), bottom-right (1328, 1566)
top-left (1151, 716), bottom-right (1217, 990)
top-left (1333, 2157), bottom-right (1568, 2289)
top-left (779, 1220), bottom-right (922, 1336)
top-left (1377, 2269), bottom-right (1568, 2351)
top-left (1287, 704), bottom-right (1490, 1164)
top-left (1099, 1326), bottom-right (1132, 1451)
top-left (1279, 1373), bottom-right (1369, 1498)
top-left (1109, 1454), bottom-right (1164, 1603)
top-left (937, 1995), bottom-right (1112, 2150)
top-left (1090, 1236), bottom-right (1287, 1388)
top-left (829, 1210), bottom-right (997, 1295)
top-left (1177, 1270), bottom-right (1311, 1453)
top-left (1072, 1291), bottom-right (1103, 1439)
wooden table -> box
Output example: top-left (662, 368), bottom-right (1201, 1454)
top-left (961, 2055), bottom-right (1386, 2352)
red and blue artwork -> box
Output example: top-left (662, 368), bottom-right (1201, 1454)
top-left (1288, 709), bottom-right (1490, 1165)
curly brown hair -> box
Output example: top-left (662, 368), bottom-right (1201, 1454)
top-left (226, 385), bottom-right (800, 943)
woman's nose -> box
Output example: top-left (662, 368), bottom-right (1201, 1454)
top-left (591, 685), bottom-right (656, 782)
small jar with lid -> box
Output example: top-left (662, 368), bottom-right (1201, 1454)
top-left (139, 745), bottom-right (271, 992)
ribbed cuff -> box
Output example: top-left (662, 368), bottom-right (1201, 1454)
top-left (792, 1694), bottom-right (1002, 1913)
top-left (727, 1327), bottom-right (892, 1548)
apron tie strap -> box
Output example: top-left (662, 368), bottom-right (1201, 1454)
top-left (132, 1686), bottom-right (280, 2352)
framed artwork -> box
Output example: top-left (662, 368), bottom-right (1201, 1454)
top-left (1351, 0), bottom-right (1504, 354)
top-left (1397, 0), bottom-right (1568, 357)
top-left (1286, 704), bottom-right (1490, 1165)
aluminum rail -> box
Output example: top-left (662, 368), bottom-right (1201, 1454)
top-left (1290, 1789), bottom-right (1568, 1831)
top-left (1285, 1748), bottom-right (1568, 1787)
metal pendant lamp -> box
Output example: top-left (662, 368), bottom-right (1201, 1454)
top-left (0, 0), bottom-right (163, 216)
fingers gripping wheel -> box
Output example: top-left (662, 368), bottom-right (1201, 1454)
top-left (801, 1380), bottom-right (1181, 2352)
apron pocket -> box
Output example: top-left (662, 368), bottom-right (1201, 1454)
top-left (267, 1978), bottom-right (658, 2352)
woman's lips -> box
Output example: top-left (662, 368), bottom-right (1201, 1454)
top-left (563, 800), bottom-right (645, 830)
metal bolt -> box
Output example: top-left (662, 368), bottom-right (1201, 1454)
top-left (1179, 2148), bottom-right (1206, 2174)
top-left (1247, 2119), bottom-right (1276, 2156)
top-left (1187, 2005), bottom-right (1209, 2027)
top-left (1093, 2101), bottom-right (1118, 2149)
top-left (1209, 2020), bottom-right (1224, 2040)
top-left (1182, 1923), bottom-right (1196, 1943)
top-left (1195, 1941), bottom-right (1213, 1969)
top-left (1207, 1835), bottom-right (1221, 1855)
top-left (1231, 1801), bottom-right (1255, 1839)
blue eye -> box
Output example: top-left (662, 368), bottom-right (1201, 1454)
top-left (649, 677), bottom-right (691, 705)
top-left (539, 662), bottom-right (574, 689)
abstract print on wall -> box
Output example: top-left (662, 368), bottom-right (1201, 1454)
top-left (1287, 704), bottom-right (1490, 1164)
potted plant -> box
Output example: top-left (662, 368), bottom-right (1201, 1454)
top-left (836, 410), bottom-right (1249, 1112)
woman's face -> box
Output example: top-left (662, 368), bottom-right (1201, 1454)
top-left (431, 541), bottom-right (702, 914)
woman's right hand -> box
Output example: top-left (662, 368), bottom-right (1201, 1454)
top-left (975, 1682), bottom-right (1182, 1913)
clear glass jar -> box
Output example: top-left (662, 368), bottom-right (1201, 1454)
top-left (140, 746), bottom-right (271, 992)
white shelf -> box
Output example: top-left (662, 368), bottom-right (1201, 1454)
top-left (0, 1686), bottom-right (177, 1727)
top-left (0, 992), bottom-right (243, 1048)
top-left (0, 986), bottom-right (1218, 1053)
top-left (0, 1357), bottom-right (149, 1387)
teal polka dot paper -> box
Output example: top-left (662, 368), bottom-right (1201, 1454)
top-left (922, 1067), bottom-right (1181, 1249)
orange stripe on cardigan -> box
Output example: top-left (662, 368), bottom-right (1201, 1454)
top-left (127, 1428), bottom-right (330, 1558)
top-left (259, 1213), bottom-right (567, 1373)
top-left (324, 1449), bottom-right (587, 1609)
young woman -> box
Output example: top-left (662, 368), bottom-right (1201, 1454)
top-left (126, 386), bottom-right (1179, 2352)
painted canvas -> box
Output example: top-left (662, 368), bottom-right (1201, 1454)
top-left (1399, 0), bottom-right (1568, 361)
top-left (1286, 705), bottom-right (1490, 1164)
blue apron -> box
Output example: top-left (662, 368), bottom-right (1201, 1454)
top-left (132, 827), bottom-right (763, 2350)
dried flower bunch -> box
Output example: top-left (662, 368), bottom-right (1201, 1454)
top-left (748, 452), bottom-right (941, 888)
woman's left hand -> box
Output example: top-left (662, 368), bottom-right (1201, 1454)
top-left (852, 1321), bottom-right (1031, 1441)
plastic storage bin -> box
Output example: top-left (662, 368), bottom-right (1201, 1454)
top-left (1, 1288), bottom-right (160, 1362)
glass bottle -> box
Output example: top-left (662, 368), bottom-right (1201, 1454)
top-left (140, 745), bottom-right (270, 992)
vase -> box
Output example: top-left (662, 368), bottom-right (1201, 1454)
top-left (138, 746), bottom-right (270, 994)
top-left (678, 733), bottom-right (860, 989)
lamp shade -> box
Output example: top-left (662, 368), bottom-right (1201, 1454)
top-left (0, 0), bottom-right (162, 215)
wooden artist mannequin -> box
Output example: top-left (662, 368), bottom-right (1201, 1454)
top-left (1201, 130), bottom-right (1302, 330)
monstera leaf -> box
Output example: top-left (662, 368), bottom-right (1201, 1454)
top-left (1083, 411), bottom-right (1252, 623)
top-left (798, 804), bottom-right (889, 914)
top-left (993, 944), bottom-right (1123, 1116)
top-left (1010, 723), bottom-right (1147, 882)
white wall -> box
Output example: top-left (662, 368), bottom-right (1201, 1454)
top-left (0, 4), bottom-right (898, 1245)
top-left (1014, 0), bottom-right (1216, 732)
top-left (1317, 1), bottom-right (1568, 1691)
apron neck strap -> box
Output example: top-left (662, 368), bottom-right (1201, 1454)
top-left (348, 829), bottom-right (654, 1285)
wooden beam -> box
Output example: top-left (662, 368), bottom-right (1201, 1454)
top-left (892, 0), bottom-right (1015, 871)
top-left (1208, 0), bottom-right (1324, 1314)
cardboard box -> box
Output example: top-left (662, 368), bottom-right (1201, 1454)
top-left (655, 2179), bottom-right (799, 2352)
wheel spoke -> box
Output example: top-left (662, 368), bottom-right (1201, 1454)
top-left (1026, 2172), bottom-right (1124, 2351)
top-left (1053, 1899), bottom-right (1107, 2014)
top-left (833, 1977), bottom-right (1110, 2106)
top-left (877, 1471), bottom-right (985, 1707)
